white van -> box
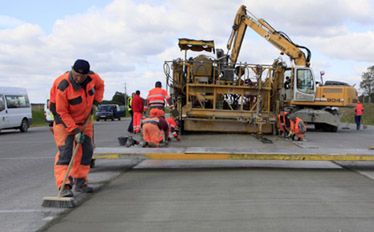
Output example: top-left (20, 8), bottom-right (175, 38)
top-left (0, 87), bottom-right (32, 132)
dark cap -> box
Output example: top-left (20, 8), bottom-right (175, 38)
top-left (155, 81), bottom-right (162, 87)
top-left (72, 59), bottom-right (90, 75)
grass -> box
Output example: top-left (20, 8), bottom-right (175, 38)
top-left (340, 103), bottom-right (374, 125)
top-left (32, 108), bottom-right (48, 127)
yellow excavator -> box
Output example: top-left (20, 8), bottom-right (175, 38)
top-left (164, 5), bottom-right (357, 134)
top-left (226, 5), bottom-right (358, 132)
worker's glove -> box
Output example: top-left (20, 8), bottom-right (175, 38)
top-left (75, 132), bottom-right (85, 144)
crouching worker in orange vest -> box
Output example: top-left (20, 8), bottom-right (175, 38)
top-left (49, 59), bottom-right (104, 197)
top-left (277, 110), bottom-right (289, 137)
top-left (288, 114), bottom-right (306, 141)
top-left (141, 108), bottom-right (169, 147)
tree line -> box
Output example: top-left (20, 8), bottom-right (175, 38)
top-left (360, 65), bottom-right (374, 103)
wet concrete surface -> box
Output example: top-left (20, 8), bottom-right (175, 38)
top-left (0, 120), bottom-right (373, 232)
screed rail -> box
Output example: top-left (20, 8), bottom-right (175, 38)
top-left (94, 147), bottom-right (374, 161)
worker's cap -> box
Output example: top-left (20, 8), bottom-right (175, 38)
top-left (155, 81), bottom-right (162, 87)
top-left (72, 59), bottom-right (90, 75)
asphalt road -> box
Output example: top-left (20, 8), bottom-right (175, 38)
top-left (1, 120), bottom-right (374, 232)
top-left (0, 119), bottom-right (133, 232)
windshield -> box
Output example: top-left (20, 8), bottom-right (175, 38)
top-left (98, 105), bottom-right (113, 111)
top-left (296, 69), bottom-right (314, 94)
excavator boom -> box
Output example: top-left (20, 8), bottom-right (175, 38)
top-left (227, 5), bottom-right (310, 67)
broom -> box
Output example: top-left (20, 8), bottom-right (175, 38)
top-left (42, 117), bottom-right (91, 208)
top-left (42, 141), bottom-right (80, 208)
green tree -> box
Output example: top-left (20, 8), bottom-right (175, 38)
top-left (360, 65), bottom-right (374, 103)
top-left (111, 91), bottom-right (128, 105)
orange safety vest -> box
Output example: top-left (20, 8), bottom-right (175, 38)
top-left (147, 87), bottom-right (170, 108)
top-left (290, 117), bottom-right (306, 134)
top-left (355, 103), bottom-right (364, 116)
top-left (50, 71), bottom-right (104, 132)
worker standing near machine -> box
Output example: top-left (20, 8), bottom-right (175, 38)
top-left (49, 59), bottom-right (104, 197)
top-left (146, 81), bottom-right (170, 111)
top-left (127, 92), bottom-right (134, 133)
top-left (131, 90), bottom-right (144, 133)
top-left (288, 114), bottom-right (306, 141)
top-left (354, 100), bottom-right (364, 130)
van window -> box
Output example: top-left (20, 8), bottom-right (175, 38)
top-left (0, 95), bottom-right (5, 111)
top-left (5, 95), bottom-right (30, 108)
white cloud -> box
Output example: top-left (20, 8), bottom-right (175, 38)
top-left (0, 0), bottom-right (373, 103)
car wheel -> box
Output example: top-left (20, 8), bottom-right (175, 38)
top-left (20, 119), bottom-right (29, 132)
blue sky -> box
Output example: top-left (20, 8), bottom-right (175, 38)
top-left (0, 0), bottom-right (373, 103)
top-left (0, 0), bottom-right (112, 30)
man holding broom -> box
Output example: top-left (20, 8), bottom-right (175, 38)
top-left (49, 59), bottom-right (104, 197)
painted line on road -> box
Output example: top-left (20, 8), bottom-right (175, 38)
top-left (0, 156), bottom-right (53, 160)
top-left (0, 209), bottom-right (50, 213)
top-left (94, 152), bottom-right (374, 161)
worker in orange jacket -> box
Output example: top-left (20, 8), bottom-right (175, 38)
top-left (277, 110), bottom-right (289, 137)
top-left (141, 108), bottom-right (169, 147)
top-left (49, 59), bottom-right (104, 197)
top-left (146, 81), bottom-right (170, 110)
top-left (131, 90), bottom-right (144, 133)
top-left (354, 100), bottom-right (364, 130)
top-left (288, 114), bottom-right (306, 141)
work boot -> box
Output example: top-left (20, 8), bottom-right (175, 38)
top-left (59, 184), bottom-right (73, 197)
top-left (74, 178), bottom-right (93, 193)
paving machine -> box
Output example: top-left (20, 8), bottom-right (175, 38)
top-left (164, 5), bottom-right (358, 134)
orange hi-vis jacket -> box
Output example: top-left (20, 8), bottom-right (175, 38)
top-left (355, 103), bottom-right (364, 116)
top-left (147, 87), bottom-right (170, 108)
top-left (290, 117), bottom-right (306, 135)
top-left (277, 111), bottom-right (289, 131)
top-left (50, 71), bottom-right (104, 133)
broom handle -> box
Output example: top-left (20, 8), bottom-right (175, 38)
top-left (58, 142), bottom-right (80, 197)
top-left (57, 116), bottom-right (92, 197)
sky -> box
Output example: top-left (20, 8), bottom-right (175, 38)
top-left (0, 0), bottom-right (373, 103)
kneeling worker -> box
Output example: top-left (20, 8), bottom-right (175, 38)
top-left (288, 114), bottom-right (306, 141)
top-left (141, 108), bottom-right (168, 147)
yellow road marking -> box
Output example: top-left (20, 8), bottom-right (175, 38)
top-left (94, 152), bottom-right (374, 161)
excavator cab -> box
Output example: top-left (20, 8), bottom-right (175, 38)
top-left (293, 67), bottom-right (315, 102)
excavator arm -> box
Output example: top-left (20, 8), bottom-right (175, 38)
top-left (227, 5), bottom-right (311, 67)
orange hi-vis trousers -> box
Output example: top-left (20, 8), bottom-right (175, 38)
top-left (53, 121), bottom-right (93, 189)
top-left (133, 112), bottom-right (142, 133)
